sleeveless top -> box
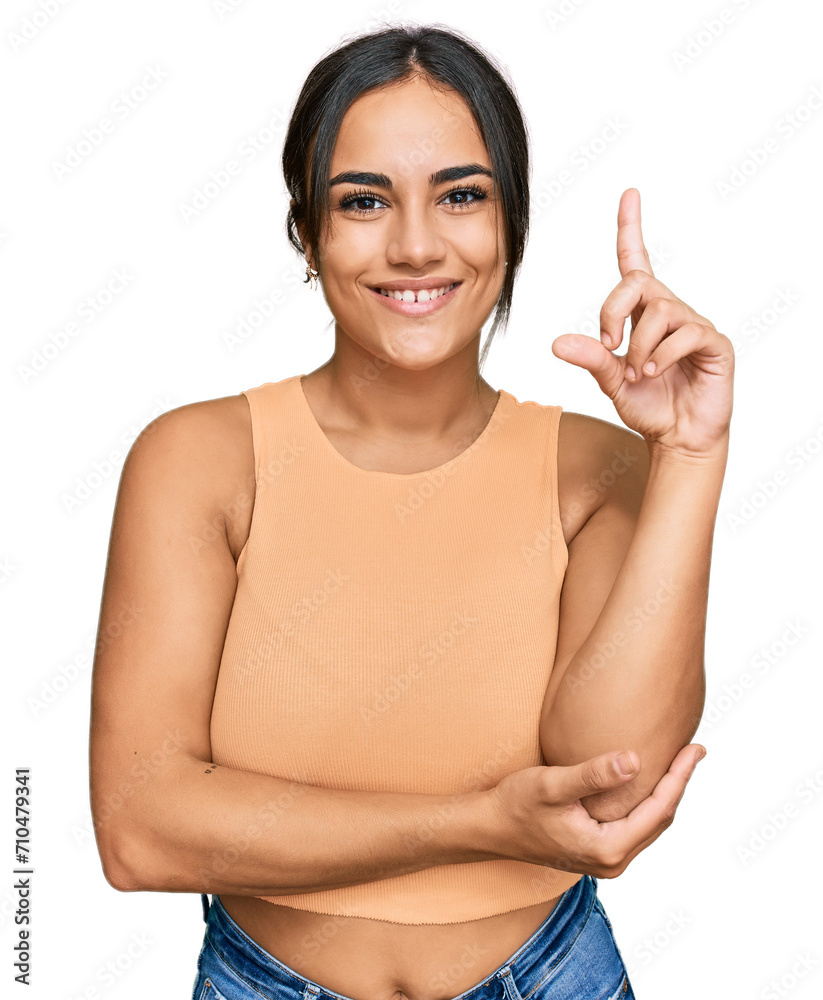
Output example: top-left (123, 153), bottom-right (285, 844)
top-left (209, 373), bottom-right (582, 925)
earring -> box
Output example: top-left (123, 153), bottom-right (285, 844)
top-left (305, 261), bottom-right (319, 290)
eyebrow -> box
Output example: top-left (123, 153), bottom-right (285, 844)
top-left (328, 163), bottom-right (494, 189)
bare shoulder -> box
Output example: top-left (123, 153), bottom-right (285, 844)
top-left (557, 410), bottom-right (650, 547)
top-left (127, 391), bottom-right (254, 561)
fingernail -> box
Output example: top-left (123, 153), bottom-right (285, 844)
top-left (601, 332), bottom-right (612, 348)
top-left (615, 752), bottom-right (635, 775)
top-left (625, 365), bottom-right (636, 380)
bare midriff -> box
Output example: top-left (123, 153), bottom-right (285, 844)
top-left (217, 891), bottom-right (565, 1000)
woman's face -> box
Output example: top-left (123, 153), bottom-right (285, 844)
top-left (308, 73), bottom-right (507, 372)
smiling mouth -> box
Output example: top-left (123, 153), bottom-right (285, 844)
top-left (371, 282), bottom-right (460, 303)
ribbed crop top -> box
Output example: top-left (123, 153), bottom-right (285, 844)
top-left (208, 373), bottom-right (583, 925)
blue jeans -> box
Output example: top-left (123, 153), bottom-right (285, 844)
top-left (192, 877), bottom-right (635, 1000)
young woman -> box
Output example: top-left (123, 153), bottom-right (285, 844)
top-left (89, 24), bottom-right (733, 1000)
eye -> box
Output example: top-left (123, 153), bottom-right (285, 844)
top-left (442, 184), bottom-right (487, 208)
top-left (337, 182), bottom-right (489, 217)
top-left (338, 188), bottom-right (388, 216)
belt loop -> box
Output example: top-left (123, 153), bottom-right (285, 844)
top-left (496, 965), bottom-right (525, 1000)
top-left (201, 893), bottom-right (211, 922)
top-left (303, 984), bottom-right (322, 1000)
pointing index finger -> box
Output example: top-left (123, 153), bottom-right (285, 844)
top-left (616, 187), bottom-right (654, 279)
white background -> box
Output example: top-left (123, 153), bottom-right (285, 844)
top-left (3, 0), bottom-right (822, 997)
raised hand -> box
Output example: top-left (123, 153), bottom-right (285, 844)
top-left (552, 188), bottom-right (734, 460)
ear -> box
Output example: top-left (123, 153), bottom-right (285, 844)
top-left (291, 204), bottom-right (312, 262)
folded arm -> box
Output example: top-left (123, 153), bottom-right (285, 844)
top-left (540, 412), bottom-right (727, 823)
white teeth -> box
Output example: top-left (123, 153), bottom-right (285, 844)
top-left (378, 283), bottom-right (455, 302)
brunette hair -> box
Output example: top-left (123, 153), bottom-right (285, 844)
top-left (281, 23), bottom-right (531, 367)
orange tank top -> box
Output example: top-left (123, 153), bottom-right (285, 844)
top-left (209, 373), bottom-right (582, 924)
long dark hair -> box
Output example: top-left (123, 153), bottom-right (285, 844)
top-left (281, 23), bottom-right (531, 368)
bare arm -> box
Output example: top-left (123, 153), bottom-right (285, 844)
top-left (89, 399), bottom-right (496, 895)
top-left (540, 414), bottom-right (725, 822)
top-left (105, 754), bottom-right (498, 895)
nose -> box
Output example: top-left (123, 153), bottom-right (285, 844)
top-left (384, 199), bottom-right (449, 270)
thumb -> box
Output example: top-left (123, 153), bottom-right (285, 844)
top-left (552, 334), bottom-right (626, 399)
top-left (543, 750), bottom-right (639, 805)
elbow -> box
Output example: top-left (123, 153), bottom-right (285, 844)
top-left (542, 741), bottom-right (653, 823)
top-left (101, 856), bottom-right (141, 893)
top-left (98, 828), bottom-right (167, 893)
top-left (542, 735), bottom-right (693, 825)
top-left (579, 783), bottom-right (650, 824)
top-left (579, 734), bottom-right (702, 824)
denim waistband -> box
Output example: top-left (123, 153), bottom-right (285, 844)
top-left (199, 875), bottom-right (599, 1000)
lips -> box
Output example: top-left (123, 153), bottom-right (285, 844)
top-left (368, 276), bottom-right (462, 292)
top-left (367, 281), bottom-right (461, 316)
top-left (376, 282), bottom-right (457, 303)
